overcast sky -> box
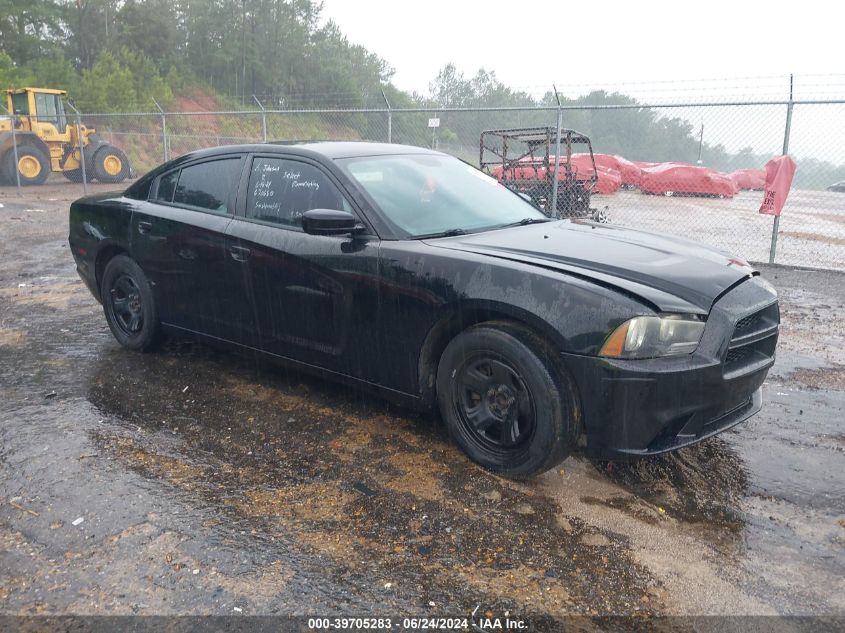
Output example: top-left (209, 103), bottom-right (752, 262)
top-left (319, 0), bottom-right (843, 101)
top-left (318, 0), bottom-right (845, 163)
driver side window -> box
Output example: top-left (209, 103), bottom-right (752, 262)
top-left (246, 157), bottom-right (353, 229)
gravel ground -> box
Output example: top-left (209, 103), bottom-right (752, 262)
top-left (0, 182), bottom-right (843, 629)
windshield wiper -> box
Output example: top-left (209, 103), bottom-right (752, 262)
top-left (410, 228), bottom-right (467, 240)
top-left (499, 217), bottom-right (553, 228)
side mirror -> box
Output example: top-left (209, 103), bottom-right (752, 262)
top-left (301, 209), bottom-right (362, 236)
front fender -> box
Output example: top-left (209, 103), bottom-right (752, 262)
top-left (379, 241), bottom-right (655, 401)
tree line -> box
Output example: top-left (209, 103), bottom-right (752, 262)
top-left (0, 0), bottom-right (391, 111)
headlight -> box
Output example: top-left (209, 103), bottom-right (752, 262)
top-left (599, 315), bottom-right (705, 359)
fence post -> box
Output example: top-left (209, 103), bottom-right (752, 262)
top-left (64, 100), bottom-right (88, 195)
top-left (153, 98), bottom-right (168, 162)
top-left (9, 114), bottom-right (22, 194)
top-left (381, 89), bottom-right (392, 143)
top-left (252, 95), bottom-right (267, 142)
top-left (769, 74), bottom-right (793, 264)
top-left (0, 103), bottom-right (22, 193)
top-left (550, 85), bottom-right (562, 218)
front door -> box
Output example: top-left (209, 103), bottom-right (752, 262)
top-left (226, 155), bottom-right (381, 381)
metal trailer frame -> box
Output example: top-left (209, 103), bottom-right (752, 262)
top-left (479, 126), bottom-right (599, 218)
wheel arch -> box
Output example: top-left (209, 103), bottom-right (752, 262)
top-left (94, 243), bottom-right (130, 298)
top-left (0, 131), bottom-right (51, 159)
top-left (84, 133), bottom-right (109, 153)
top-left (416, 300), bottom-right (572, 408)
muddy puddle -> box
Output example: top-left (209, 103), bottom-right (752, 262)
top-left (83, 341), bottom-right (661, 619)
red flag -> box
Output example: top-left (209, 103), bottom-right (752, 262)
top-left (759, 155), bottom-right (797, 216)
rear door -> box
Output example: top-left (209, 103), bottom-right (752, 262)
top-left (226, 154), bottom-right (381, 380)
top-left (130, 155), bottom-right (251, 342)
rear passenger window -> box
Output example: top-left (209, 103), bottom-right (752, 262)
top-left (246, 157), bottom-right (352, 228)
top-left (171, 158), bottom-right (241, 214)
top-left (154, 170), bottom-right (178, 202)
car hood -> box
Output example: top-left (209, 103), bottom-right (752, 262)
top-left (423, 220), bottom-right (756, 314)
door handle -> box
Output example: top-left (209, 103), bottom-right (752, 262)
top-left (137, 220), bottom-right (153, 235)
top-left (229, 245), bottom-right (251, 262)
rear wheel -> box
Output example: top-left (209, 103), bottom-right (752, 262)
top-left (2, 145), bottom-right (50, 186)
top-left (62, 144), bottom-right (97, 182)
top-left (436, 322), bottom-right (579, 477)
top-left (92, 144), bottom-right (130, 183)
top-left (592, 207), bottom-right (610, 223)
top-left (62, 168), bottom-right (85, 183)
top-left (101, 255), bottom-right (161, 351)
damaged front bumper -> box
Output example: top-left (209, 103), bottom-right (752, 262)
top-left (564, 276), bottom-right (779, 460)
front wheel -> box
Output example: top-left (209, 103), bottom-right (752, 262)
top-left (92, 144), bottom-right (130, 183)
top-left (436, 322), bottom-right (580, 478)
top-left (101, 255), bottom-right (161, 351)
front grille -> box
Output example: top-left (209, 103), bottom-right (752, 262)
top-left (734, 312), bottom-right (760, 334)
top-left (724, 302), bottom-right (779, 375)
top-left (725, 346), bottom-right (751, 364)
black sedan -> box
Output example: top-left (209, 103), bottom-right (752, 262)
top-left (68, 142), bottom-right (779, 477)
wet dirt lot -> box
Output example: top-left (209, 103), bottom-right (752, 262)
top-left (1, 183), bottom-right (843, 628)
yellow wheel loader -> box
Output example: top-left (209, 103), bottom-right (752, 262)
top-left (0, 87), bottom-right (130, 186)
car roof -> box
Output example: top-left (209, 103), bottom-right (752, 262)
top-left (125, 141), bottom-right (447, 200)
top-left (181, 141), bottom-right (440, 162)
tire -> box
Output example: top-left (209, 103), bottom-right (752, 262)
top-left (62, 143), bottom-right (98, 183)
top-left (436, 321), bottom-right (580, 478)
top-left (101, 255), bottom-right (161, 351)
top-left (62, 168), bottom-right (85, 183)
top-left (2, 145), bottom-right (50, 186)
top-left (592, 207), bottom-right (610, 224)
top-left (92, 144), bottom-right (130, 183)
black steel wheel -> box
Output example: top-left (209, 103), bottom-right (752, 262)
top-left (101, 255), bottom-right (161, 351)
top-left (454, 357), bottom-right (535, 451)
top-left (436, 321), bottom-right (580, 477)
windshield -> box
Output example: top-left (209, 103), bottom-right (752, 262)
top-left (338, 154), bottom-right (547, 237)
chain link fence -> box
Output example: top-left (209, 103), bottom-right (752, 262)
top-left (2, 95), bottom-right (844, 271)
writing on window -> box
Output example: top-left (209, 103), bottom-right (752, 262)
top-left (247, 158), bottom-right (350, 227)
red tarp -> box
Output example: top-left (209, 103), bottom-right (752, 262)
top-left (640, 163), bottom-right (738, 197)
top-left (730, 168), bottom-right (767, 191)
top-left (590, 154), bottom-right (644, 187)
top-left (568, 154), bottom-right (623, 194)
top-left (490, 162), bottom-right (545, 181)
top-left (490, 156), bottom-right (622, 194)
top-left (759, 156), bottom-right (797, 216)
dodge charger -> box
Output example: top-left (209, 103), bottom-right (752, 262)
top-left (68, 142), bottom-right (779, 477)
